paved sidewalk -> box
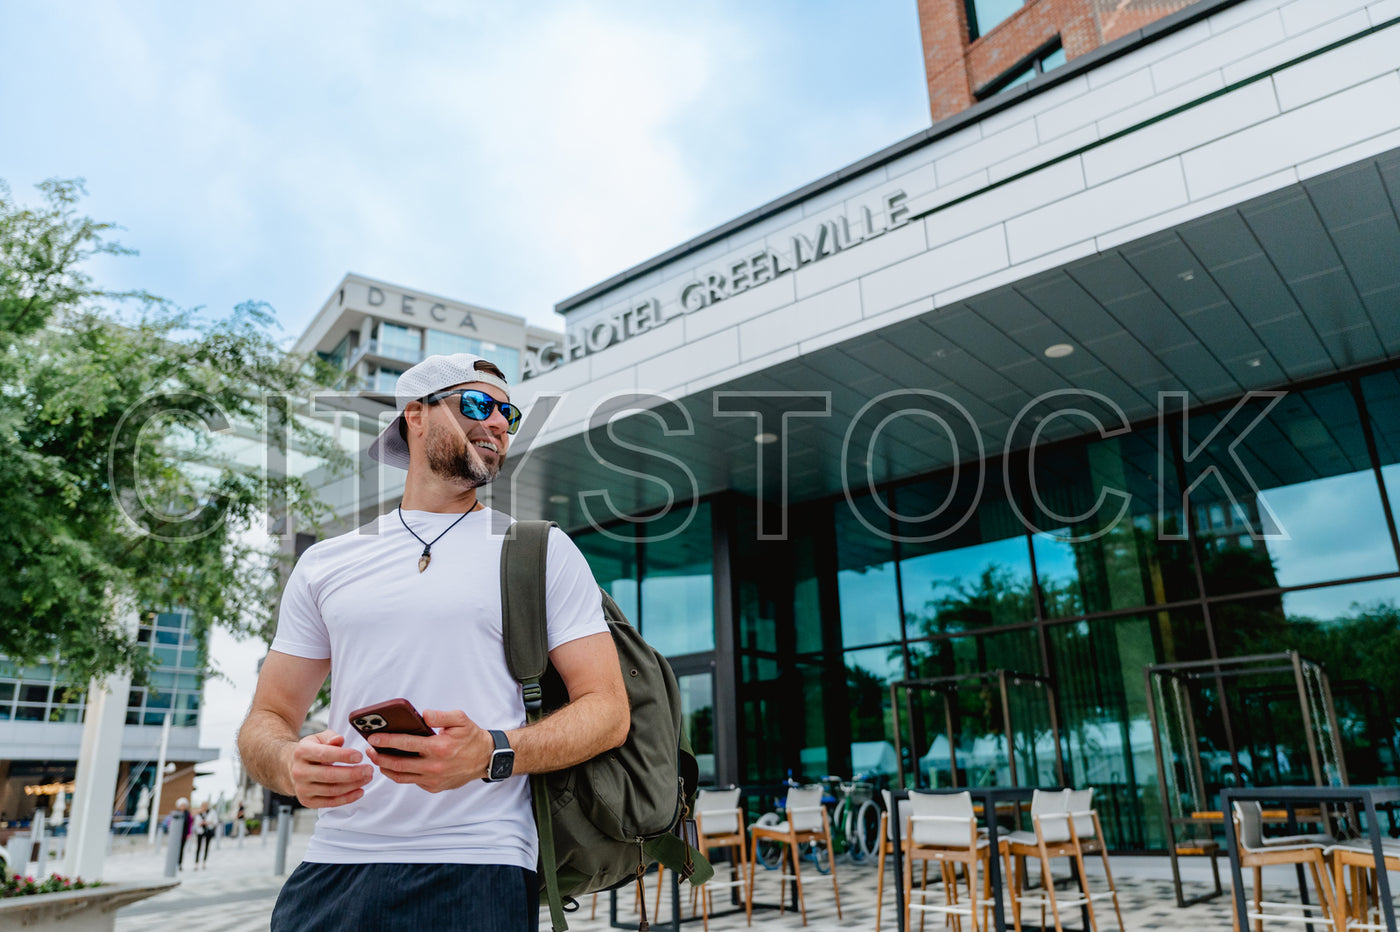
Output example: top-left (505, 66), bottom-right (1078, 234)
top-left (101, 833), bottom-right (1299, 931)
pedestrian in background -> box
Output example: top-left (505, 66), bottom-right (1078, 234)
top-left (194, 801), bottom-right (216, 869)
top-left (173, 797), bottom-right (193, 870)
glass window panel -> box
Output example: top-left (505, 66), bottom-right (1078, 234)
top-left (639, 503), bottom-right (714, 656)
top-left (155, 629), bottom-right (179, 645)
top-left (15, 705), bottom-right (45, 721)
top-left (378, 322), bottom-right (421, 363)
top-left (1050, 610), bottom-right (1207, 848)
top-left (1030, 428), bottom-right (1196, 617)
top-left (1211, 579), bottom-right (1400, 788)
top-left (145, 692), bottom-right (172, 710)
top-left (969, 0), bottom-right (1025, 37)
top-left (20, 684), bottom-right (49, 703)
top-left (48, 706), bottom-right (81, 723)
top-left (796, 661), bottom-right (830, 782)
top-left (571, 530), bottom-right (639, 622)
top-left (1040, 45), bottom-right (1067, 72)
top-left (144, 711), bottom-right (167, 725)
top-left (1361, 367), bottom-right (1400, 550)
top-left (678, 673), bottom-right (714, 785)
top-left (842, 646), bottom-right (904, 783)
top-left (1185, 383), bottom-right (1396, 595)
top-left (150, 671), bottom-right (176, 688)
top-left (125, 710), bottom-right (140, 725)
top-left (374, 367), bottom-right (404, 393)
top-left (836, 493), bottom-right (900, 648)
top-left (178, 712), bottom-right (198, 727)
top-left (0, 683), bottom-right (13, 700)
top-left (489, 345), bottom-right (521, 384)
top-left (156, 612), bottom-right (183, 628)
top-left (733, 502), bottom-right (782, 655)
top-left (423, 331), bottom-right (481, 358)
top-left (792, 509), bottom-right (827, 655)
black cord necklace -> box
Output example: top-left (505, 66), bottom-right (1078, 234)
top-left (398, 505), bottom-right (476, 573)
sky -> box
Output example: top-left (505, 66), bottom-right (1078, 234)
top-left (0, 1), bottom-right (932, 806)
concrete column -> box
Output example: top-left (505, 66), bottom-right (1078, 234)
top-left (63, 612), bottom-right (136, 881)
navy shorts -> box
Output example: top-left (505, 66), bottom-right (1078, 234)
top-left (271, 861), bottom-right (538, 931)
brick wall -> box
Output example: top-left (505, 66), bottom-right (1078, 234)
top-left (918, 0), bottom-right (1201, 120)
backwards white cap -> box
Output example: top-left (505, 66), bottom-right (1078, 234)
top-left (367, 352), bottom-right (510, 470)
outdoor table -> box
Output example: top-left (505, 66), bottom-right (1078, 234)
top-left (889, 786), bottom-right (1071, 932)
top-left (1221, 785), bottom-right (1400, 932)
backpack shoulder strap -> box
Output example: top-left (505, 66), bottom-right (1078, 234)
top-left (501, 519), bottom-right (557, 714)
top-left (499, 518), bottom-right (569, 931)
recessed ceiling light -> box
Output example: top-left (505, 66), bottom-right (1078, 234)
top-left (1044, 343), bottom-right (1074, 359)
top-left (1246, 358), bottom-right (1262, 368)
top-left (1178, 270), bottom-right (1196, 282)
top-left (755, 432), bottom-right (778, 445)
top-left (548, 494), bottom-right (569, 504)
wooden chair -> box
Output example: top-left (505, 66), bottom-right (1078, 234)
top-left (1327, 838), bottom-right (1400, 932)
top-left (1064, 788), bottom-right (1126, 930)
top-left (903, 790), bottom-right (1008, 932)
top-left (746, 784), bottom-right (841, 926)
top-left (1002, 788), bottom-right (1101, 932)
top-left (875, 789), bottom-right (914, 932)
top-left (1230, 801), bottom-right (1337, 932)
top-left (693, 787), bottom-right (750, 931)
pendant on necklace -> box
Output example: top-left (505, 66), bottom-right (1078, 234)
top-left (418, 550), bottom-right (432, 573)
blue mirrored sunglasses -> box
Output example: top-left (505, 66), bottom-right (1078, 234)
top-left (422, 388), bottom-right (521, 434)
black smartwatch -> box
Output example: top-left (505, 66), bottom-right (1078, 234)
top-left (484, 729), bottom-right (515, 782)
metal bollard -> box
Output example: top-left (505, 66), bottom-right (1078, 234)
top-left (273, 805), bottom-right (292, 876)
top-left (163, 822), bottom-right (181, 877)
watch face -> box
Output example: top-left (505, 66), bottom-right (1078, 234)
top-left (489, 750), bottom-right (515, 781)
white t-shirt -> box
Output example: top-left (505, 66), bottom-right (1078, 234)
top-left (269, 508), bottom-right (607, 869)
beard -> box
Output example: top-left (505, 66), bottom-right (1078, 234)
top-left (425, 422), bottom-right (501, 487)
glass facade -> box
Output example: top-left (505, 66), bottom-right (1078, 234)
top-left (567, 362), bottom-right (1400, 852)
top-left (0, 609), bottom-right (205, 727)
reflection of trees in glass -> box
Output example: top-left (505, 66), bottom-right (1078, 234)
top-left (905, 566), bottom-right (1038, 637)
top-left (847, 662), bottom-right (890, 742)
top-left (687, 704), bottom-right (714, 757)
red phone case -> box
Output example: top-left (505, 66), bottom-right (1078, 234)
top-left (348, 698), bottom-right (435, 757)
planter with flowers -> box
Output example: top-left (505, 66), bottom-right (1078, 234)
top-left (0, 870), bottom-right (176, 931)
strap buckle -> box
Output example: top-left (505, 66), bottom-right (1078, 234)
top-left (522, 682), bottom-right (543, 711)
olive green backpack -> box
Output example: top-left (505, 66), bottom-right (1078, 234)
top-left (500, 520), bottom-right (713, 932)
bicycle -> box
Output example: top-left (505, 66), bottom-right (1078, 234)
top-left (822, 775), bottom-right (883, 863)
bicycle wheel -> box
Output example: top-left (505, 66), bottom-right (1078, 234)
top-left (831, 800), bottom-right (849, 856)
top-left (754, 813), bottom-right (784, 869)
top-left (808, 841), bottom-right (831, 874)
top-left (854, 799), bottom-right (882, 860)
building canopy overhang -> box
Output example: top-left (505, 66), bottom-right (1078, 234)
top-left (498, 0), bottom-right (1400, 528)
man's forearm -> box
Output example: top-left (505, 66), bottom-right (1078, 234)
top-left (508, 690), bottom-right (629, 776)
top-left (236, 710), bottom-right (299, 795)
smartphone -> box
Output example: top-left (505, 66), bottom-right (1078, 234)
top-left (348, 698), bottom-right (435, 757)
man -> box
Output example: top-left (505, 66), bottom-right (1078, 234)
top-left (237, 353), bottom-right (628, 931)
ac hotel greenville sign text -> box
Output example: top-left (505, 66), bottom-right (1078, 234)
top-left (523, 188), bottom-right (910, 379)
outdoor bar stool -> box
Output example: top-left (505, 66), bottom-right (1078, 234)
top-left (1230, 801), bottom-right (1338, 932)
top-left (1326, 837), bottom-right (1400, 932)
top-left (1065, 788), bottom-right (1126, 930)
top-left (876, 789), bottom-right (915, 932)
top-left (746, 784), bottom-right (841, 927)
top-left (693, 786), bottom-right (750, 931)
top-left (1002, 788), bottom-right (1105, 932)
top-left (903, 790), bottom-right (1009, 932)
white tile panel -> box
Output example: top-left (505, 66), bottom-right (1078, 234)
top-left (1097, 72), bottom-right (1227, 138)
top-left (990, 125), bottom-right (1099, 184)
top-left (1035, 70), bottom-right (1154, 143)
top-left (1083, 81), bottom-right (1280, 187)
top-left (1182, 73), bottom-right (1400, 198)
top-left (635, 328), bottom-right (740, 394)
top-left (883, 129), bottom-right (977, 182)
top-left (798, 296), bottom-right (936, 357)
top-left (1096, 168), bottom-right (1300, 252)
top-left (934, 239), bottom-right (1099, 307)
top-left (794, 221), bottom-right (927, 301)
top-left (1207, 0), bottom-right (1288, 34)
top-left (1224, 9), bottom-right (1373, 86)
top-left (861, 225), bottom-right (1009, 317)
top-left (799, 170), bottom-right (890, 219)
top-left (584, 316), bottom-right (688, 381)
top-left (905, 168), bottom-right (992, 220)
top-left (926, 158), bottom-right (1087, 250)
top-left (683, 273), bottom-right (797, 342)
top-left (1372, 0), bottom-right (1400, 24)
top-left (1009, 161), bottom-right (1190, 264)
top-left (868, 161), bottom-right (939, 217)
top-left (739, 281), bottom-right (863, 361)
top-left (545, 366), bottom-right (639, 437)
top-left (1270, 22), bottom-right (1400, 110)
top-left (934, 120), bottom-right (1041, 187)
top-left (1281, 0), bottom-right (1373, 35)
top-left (1297, 126), bottom-right (1400, 180)
top-left (1152, 11), bottom-right (1287, 92)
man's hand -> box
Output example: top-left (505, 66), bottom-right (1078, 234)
top-left (365, 709), bottom-right (494, 793)
top-left (290, 730), bottom-right (374, 808)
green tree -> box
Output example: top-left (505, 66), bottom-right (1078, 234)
top-left (0, 178), bottom-right (346, 685)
